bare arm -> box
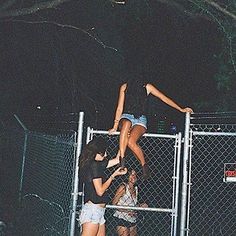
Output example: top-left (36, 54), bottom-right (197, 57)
top-left (106, 151), bottom-right (120, 168)
top-left (109, 83), bottom-right (127, 133)
top-left (112, 184), bottom-right (126, 205)
top-left (113, 184), bottom-right (137, 214)
top-left (146, 84), bottom-right (193, 113)
top-left (139, 203), bottom-right (148, 208)
top-left (93, 167), bottom-right (127, 196)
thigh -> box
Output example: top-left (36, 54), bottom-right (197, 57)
top-left (129, 225), bottom-right (137, 236)
top-left (129, 125), bottom-right (146, 142)
top-left (97, 223), bottom-right (105, 236)
top-left (81, 222), bottom-right (99, 236)
top-left (117, 225), bottom-right (129, 236)
top-left (120, 119), bottom-right (132, 132)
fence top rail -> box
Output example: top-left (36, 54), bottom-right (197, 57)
top-left (191, 111), bottom-right (236, 115)
top-left (190, 112), bottom-right (236, 120)
top-left (75, 205), bottom-right (173, 213)
top-left (89, 129), bottom-right (178, 139)
top-left (192, 131), bottom-right (236, 136)
top-left (106, 204), bottom-right (173, 213)
top-left (29, 130), bottom-right (77, 145)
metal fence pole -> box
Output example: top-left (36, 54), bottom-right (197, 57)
top-left (181, 112), bottom-right (236, 236)
top-left (180, 113), bottom-right (191, 236)
top-left (14, 114), bottom-right (28, 202)
top-left (172, 132), bottom-right (182, 236)
top-left (69, 112), bottom-right (84, 236)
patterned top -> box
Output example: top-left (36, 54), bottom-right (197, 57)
top-left (113, 183), bottom-right (138, 223)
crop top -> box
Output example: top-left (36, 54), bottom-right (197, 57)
top-left (83, 159), bottom-right (109, 204)
top-left (123, 84), bottom-right (148, 118)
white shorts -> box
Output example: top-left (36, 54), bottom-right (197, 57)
top-left (79, 203), bottom-right (106, 225)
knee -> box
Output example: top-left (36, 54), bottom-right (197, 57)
top-left (128, 138), bottom-right (136, 149)
top-left (120, 121), bottom-right (131, 134)
top-left (121, 120), bottom-right (131, 130)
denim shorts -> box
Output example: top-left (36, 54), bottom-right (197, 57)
top-left (120, 113), bottom-right (147, 129)
top-left (79, 203), bottom-right (106, 225)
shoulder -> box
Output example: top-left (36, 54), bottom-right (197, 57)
top-left (90, 161), bottom-right (104, 177)
top-left (93, 159), bottom-right (108, 170)
top-left (90, 161), bottom-right (99, 172)
top-left (145, 83), bottom-right (154, 89)
top-left (120, 83), bottom-right (127, 91)
top-left (145, 83), bottom-right (154, 94)
top-left (90, 160), bottom-right (98, 168)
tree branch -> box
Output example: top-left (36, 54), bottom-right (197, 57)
top-left (3, 19), bottom-right (122, 55)
top-left (0, 0), bottom-right (71, 18)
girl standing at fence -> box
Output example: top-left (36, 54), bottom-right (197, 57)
top-left (79, 137), bottom-right (127, 236)
top-left (112, 169), bottom-right (148, 236)
top-left (109, 78), bottom-right (193, 179)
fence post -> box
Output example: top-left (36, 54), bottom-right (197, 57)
top-left (14, 114), bottom-right (28, 203)
top-left (180, 113), bottom-right (191, 236)
top-left (69, 112), bottom-right (84, 236)
top-left (172, 132), bottom-right (182, 236)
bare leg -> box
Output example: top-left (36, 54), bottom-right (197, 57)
top-left (117, 226), bottom-right (129, 236)
top-left (130, 225), bottom-right (137, 236)
top-left (128, 125), bottom-right (150, 179)
top-left (97, 224), bottom-right (105, 236)
top-left (127, 125), bottom-right (146, 166)
top-left (81, 222), bottom-right (99, 236)
top-left (119, 119), bottom-right (132, 159)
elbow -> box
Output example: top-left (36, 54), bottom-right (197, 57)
top-left (96, 190), bottom-right (104, 197)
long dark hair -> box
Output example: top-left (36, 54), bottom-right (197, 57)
top-left (79, 137), bottom-right (107, 181)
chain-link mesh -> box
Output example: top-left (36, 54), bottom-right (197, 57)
top-left (15, 131), bottom-right (77, 236)
top-left (77, 129), bottom-right (181, 236)
top-left (0, 117), bottom-right (31, 235)
top-left (187, 113), bottom-right (236, 236)
top-left (0, 128), bottom-right (25, 195)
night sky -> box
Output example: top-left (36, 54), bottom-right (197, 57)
top-left (0, 1), bottom-right (224, 131)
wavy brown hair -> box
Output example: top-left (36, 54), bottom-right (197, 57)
top-left (79, 137), bottom-right (107, 182)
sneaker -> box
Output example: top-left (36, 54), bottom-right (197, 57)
top-left (142, 164), bottom-right (150, 180)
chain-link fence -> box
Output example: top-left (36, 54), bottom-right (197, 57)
top-left (180, 113), bottom-right (236, 236)
top-left (76, 127), bottom-right (182, 236)
top-left (0, 114), bottom-right (83, 236)
top-left (0, 115), bottom-right (26, 235)
top-left (2, 112), bottom-right (236, 235)
top-left (0, 116), bottom-right (25, 196)
top-left (16, 131), bottom-right (77, 235)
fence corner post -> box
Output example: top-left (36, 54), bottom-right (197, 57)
top-left (180, 112), bottom-right (191, 236)
top-left (14, 114), bottom-right (28, 203)
top-left (69, 111), bottom-right (84, 236)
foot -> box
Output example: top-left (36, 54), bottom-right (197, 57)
top-left (142, 164), bottom-right (150, 180)
top-left (119, 156), bottom-right (125, 169)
